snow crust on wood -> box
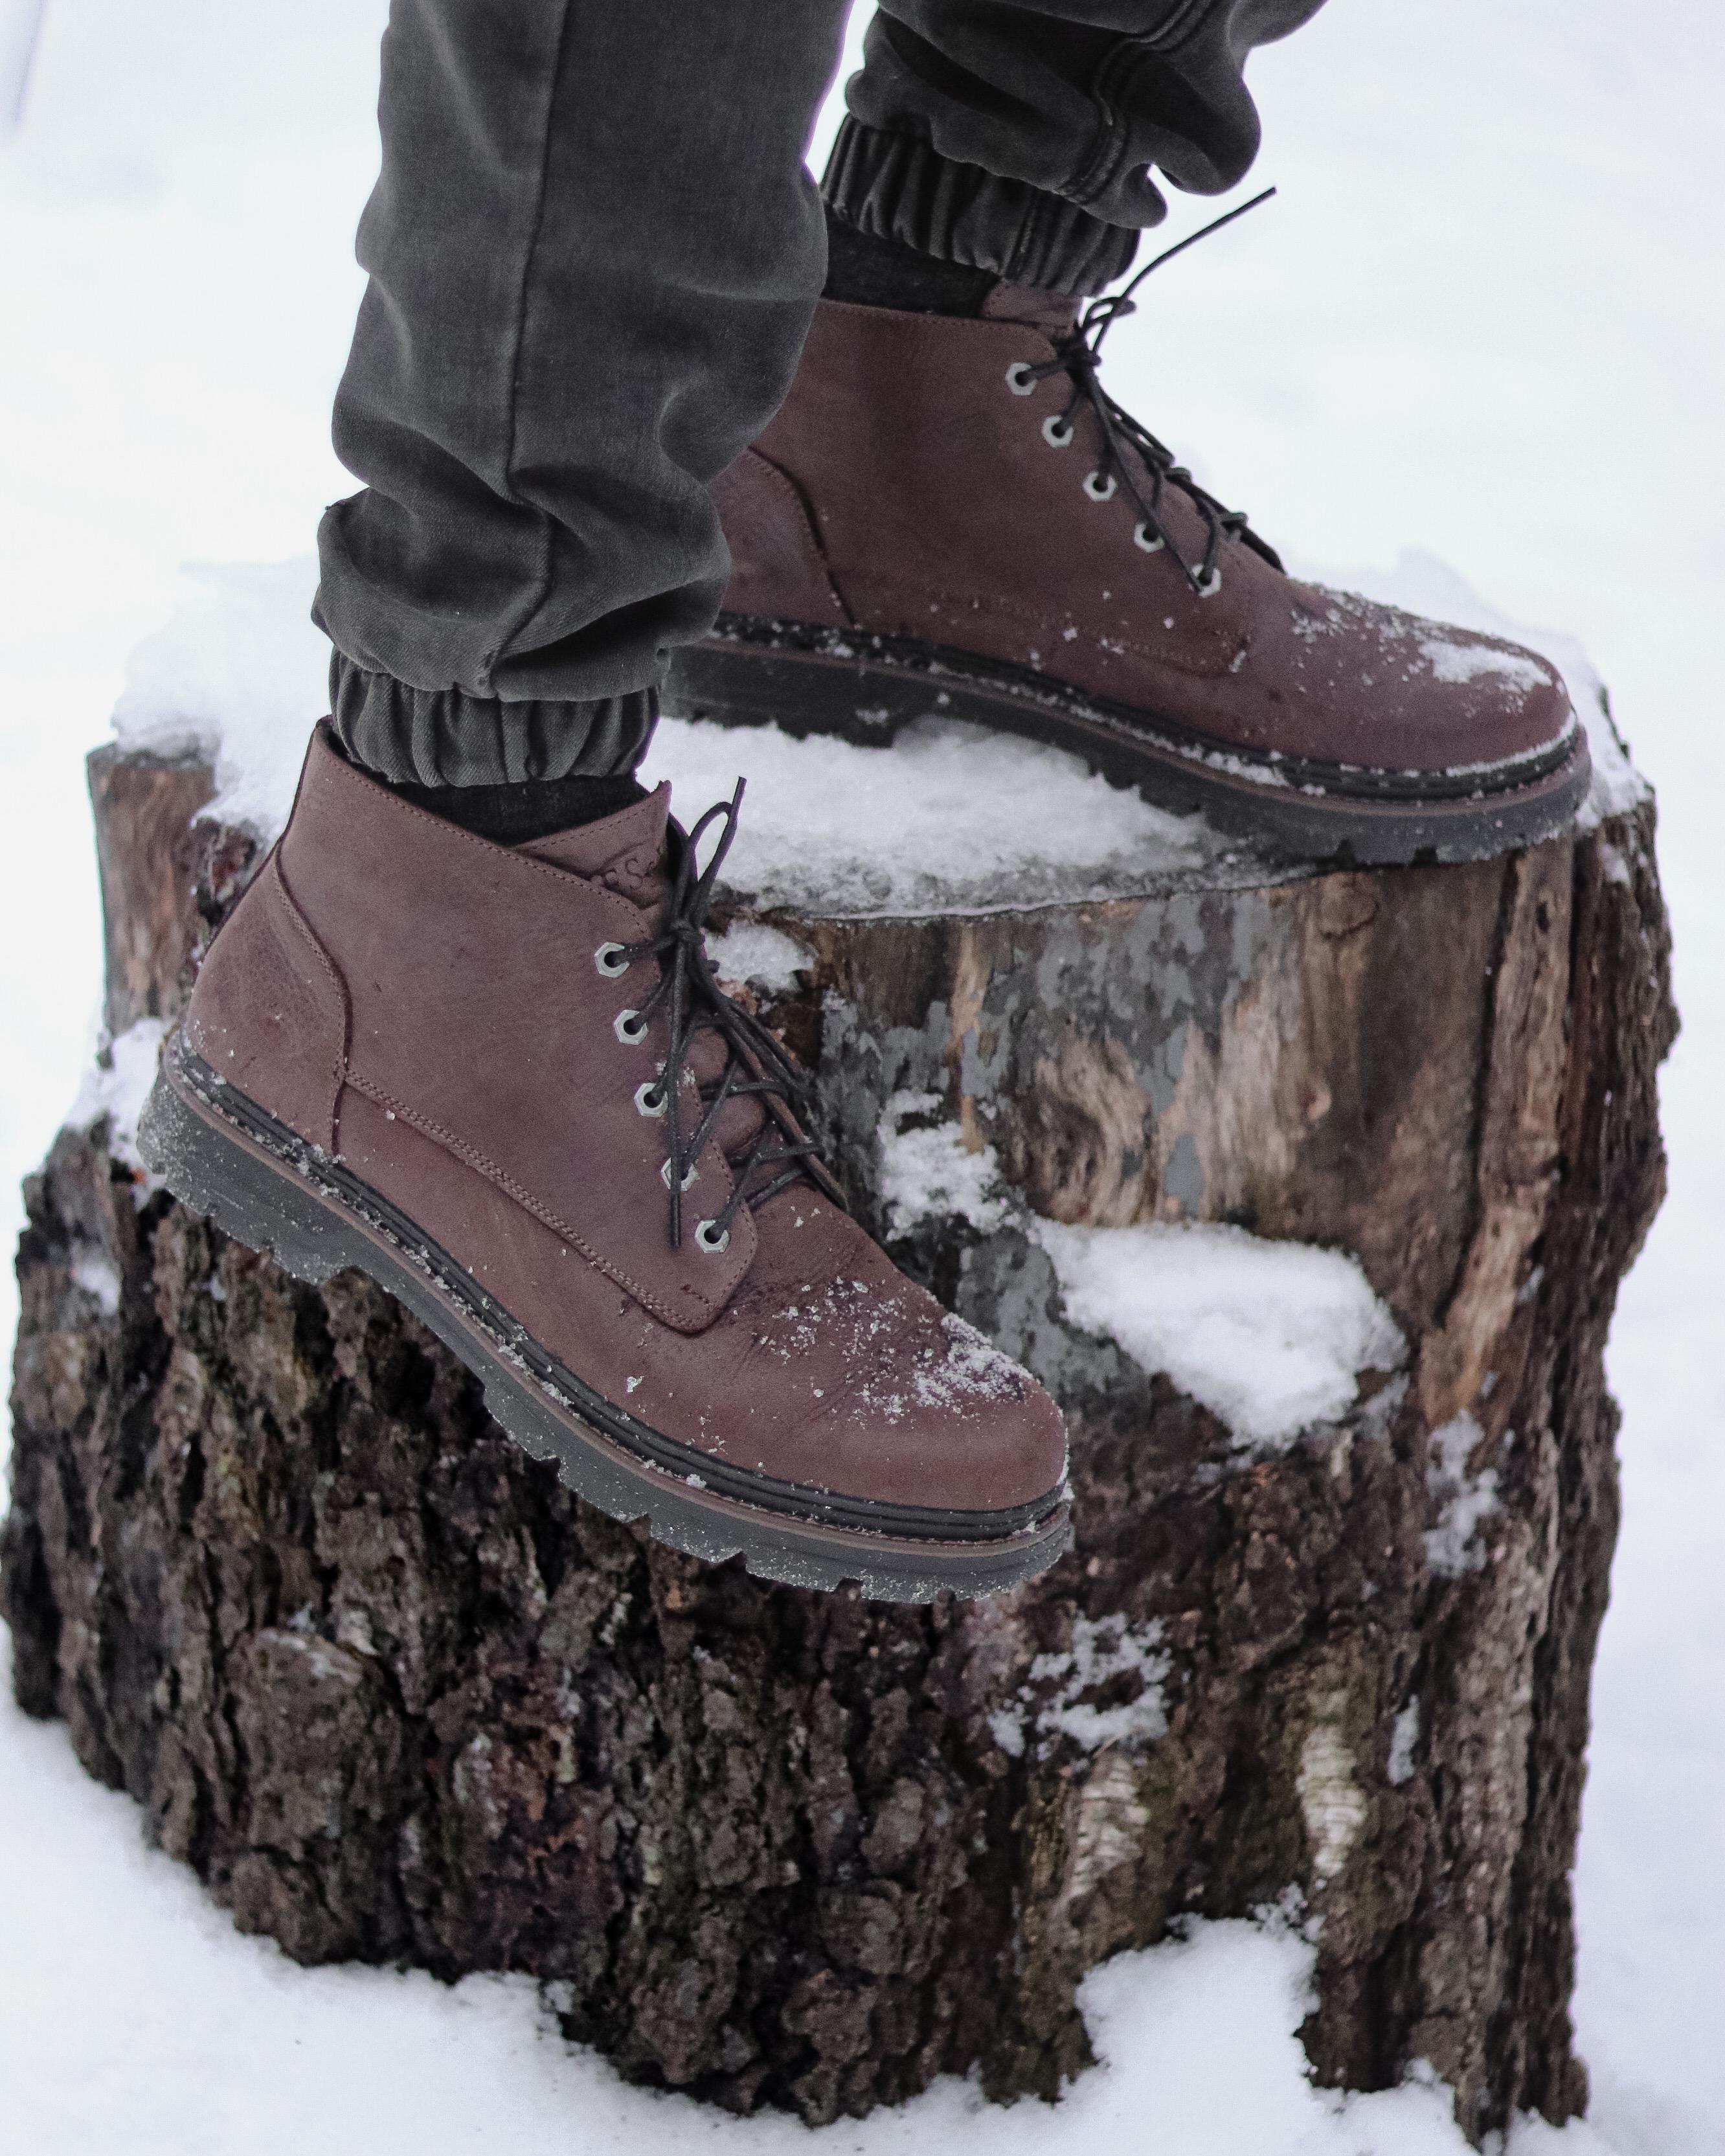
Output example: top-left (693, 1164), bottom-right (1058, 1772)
top-left (108, 553), bottom-right (1641, 916)
top-left (109, 562), bottom-right (1226, 913)
top-left (654, 712), bottom-right (1224, 917)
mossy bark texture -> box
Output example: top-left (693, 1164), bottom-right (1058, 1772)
top-left (3, 751), bottom-right (1674, 2135)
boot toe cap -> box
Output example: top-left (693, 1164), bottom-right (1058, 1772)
top-left (724, 1205), bottom-right (1068, 1521)
top-left (1285, 588), bottom-right (1578, 776)
top-left (823, 1308), bottom-right (1070, 1517)
top-left (1395, 624), bottom-right (1574, 773)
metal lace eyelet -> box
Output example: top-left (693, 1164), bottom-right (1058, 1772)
top-left (1004, 361), bottom-right (1037, 396)
top-left (1133, 521), bottom-right (1165, 554)
top-left (594, 942), bottom-right (630, 978)
top-left (635, 1080), bottom-right (667, 1118)
top-left (1195, 567), bottom-right (1223, 600)
top-left (661, 1158), bottom-right (699, 1192)
top-left (1084, 470), bottom-right (1117, 503)
top-left (614, 1008), bottom-right (649, 1045)
top-left (1042, 414), bottom-right (1074, 448)
top-left (694, 1220), bottom-right (730, 1255)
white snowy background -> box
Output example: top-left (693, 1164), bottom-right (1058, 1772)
top-left (2, 1), bottom-right (1722, 2150)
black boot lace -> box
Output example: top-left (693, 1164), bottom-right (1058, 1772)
top-left (615, 782), bottom-right (844, 1251)
top-left (1008, 187), bottom-right (1284, 598)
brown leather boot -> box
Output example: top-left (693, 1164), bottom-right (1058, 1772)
top-left (669, 292), bottom-right (1590, 865)
top-left (139, 729), bottom-right (1069, 1600)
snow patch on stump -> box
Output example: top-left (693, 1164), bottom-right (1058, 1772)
top-left (879, 1093), bottom-right (1011, 1238)
top-left (705, 921), bottom-right (813, 994)
top-left (69, 1016), bottom-right (168, 1192)
top-left (1033, 1218), bottom-right (1405, 1449)
top-left (989, 1613), bottom-right (1172, 1762)
top-left (104, 550), bottom-right (1643, 900)
top-left (111, 562), bottom-right (331, 839)
top-left (1423, 1413), bottom-right (1502, 1578)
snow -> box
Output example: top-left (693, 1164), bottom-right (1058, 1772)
top-left (1597, 841), bottom-right (1635, 890)
top-left (108, 552), bottom-right (1229, 909)
top-left (67, 1013), bottom-right (167, 1184)
top-left (67, 1244), bottom-right (118, 1315)
top-left (113, 560), bottom-right (332, 837)
top-left (1035, 1218), bottom-right (1404, 1448)
top-left (878, 1107), bottom-right (1404, 1453)
top-left (703, 920), bottom-right (813, 995)
top-left (96, 547), bottom-right (1641, 916)
top-left (915, 1313), bottom-right (1030, 1414)
top-left (1388, 1697), bottom-right (1423, 1788)
top-left (3, 1), bottom-right (1724, 2151)
top-left (1419, 636), bottom-right (1553, 695)
top-left (1423, 1411), bottom-right (1504, 1580)
top-left (878, 1093), bottom-right (1011, 1237)
top-left (653, 711), bottom-right (1228, 918)
top-left (0, 1669), bottom-right (1610, 2156)
top-left (987, 1613), bottom-right (1173, 1761)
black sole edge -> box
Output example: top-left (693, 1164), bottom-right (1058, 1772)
top-left (137, 1060), bottom-right (1072, 1604)
top-left (664, 635), bottom-right (1592, 870)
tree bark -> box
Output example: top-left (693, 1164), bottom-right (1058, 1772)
top-left (3, 749), bottom-right (1674, 2136)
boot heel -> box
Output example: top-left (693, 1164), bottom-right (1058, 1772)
top-left (138, 1063), bottom-right (363, 1287)
top-left (666, 637), bottom-right (921, 747)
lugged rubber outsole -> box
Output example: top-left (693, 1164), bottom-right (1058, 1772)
top-left (137, 1047), bottom-right (1072, 1604)
top-left (665, 624), bottom-right (1594, 868)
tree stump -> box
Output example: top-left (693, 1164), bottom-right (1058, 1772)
top-left (3, 729), bottom-right (1674, 2139)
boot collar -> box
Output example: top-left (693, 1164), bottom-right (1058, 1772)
top-left (519, 782), bottom-right (671, 909)
top-left (982, 281), bottom-right (1082, 340)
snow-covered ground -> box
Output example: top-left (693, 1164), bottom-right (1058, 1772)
top-left (3, 2), bottom-right (1722, 2150)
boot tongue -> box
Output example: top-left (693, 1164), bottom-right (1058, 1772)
top-left (525, 779), bottom-right (806, 1211)
top-left (518, 782), bottom-right (672, 907)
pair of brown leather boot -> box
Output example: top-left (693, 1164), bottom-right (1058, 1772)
top-left (142, 295), bottom-right (1585, 1600)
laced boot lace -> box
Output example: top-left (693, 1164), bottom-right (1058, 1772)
top-left (609, 782), bottom-right (844, 1253)
top-left (1006, 187), bottom-right (1285, 600)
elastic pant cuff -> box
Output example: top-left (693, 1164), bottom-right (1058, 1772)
top-left (821, 117), bottom-right (1138, 299)
top-left (329, 655), bottom-right (657, 788)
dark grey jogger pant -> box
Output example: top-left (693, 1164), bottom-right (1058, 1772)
top-left (315, 0), bottom-right (1326, 788)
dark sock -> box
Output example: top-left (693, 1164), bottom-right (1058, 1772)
top-left (822, 208), bottom-right (998, 317)
top-left (381, 768), bottom-right (649, 845)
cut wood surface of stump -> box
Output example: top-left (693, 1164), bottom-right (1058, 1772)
top-left (3, 675), bottom-right (1674, 2139)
